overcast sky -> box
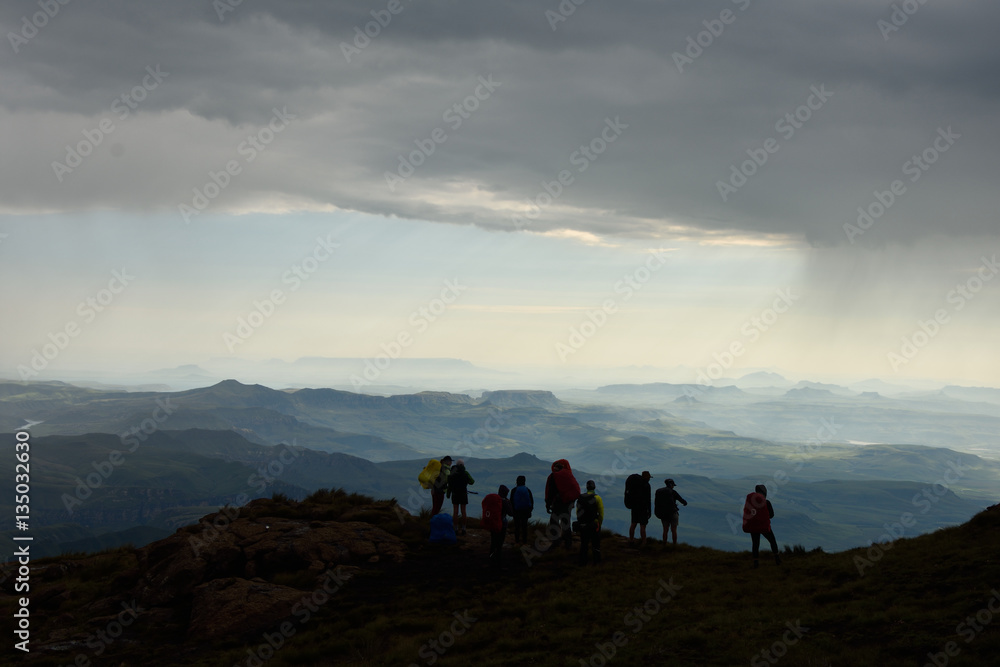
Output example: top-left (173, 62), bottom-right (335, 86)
top-left (1, 0), bottom-right (997, 387)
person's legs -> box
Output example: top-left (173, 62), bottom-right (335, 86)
top-left (639, 519), bottom-right (647, 547)
top-left (661, 519), bottom-right (668, 543)
top-left (548, 506), bottom-right (561, 549)
top-left (751, 532), bottom-right (761, 567)
top-left (460, 504), bottom-right (468, 533)
top-left (579, 525), bottom-right (591, 565)
top-left (562, 505), bottom-right (573, 549)
top-left (431, 491), bottom-right (443, 516)
top-left (592, 526), bottom-right (602, 564)
top-left (453, 504), bottom-right (460, 529)
top-left (558, 504), bottom-right (573, 548)
top-left (764, 530), bottom-right (781, 564)
top-left (629, 522), bottom-right (637, 544)
top-left (670, 512), bottom-right (679, 544)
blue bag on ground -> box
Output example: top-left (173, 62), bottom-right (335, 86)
top-left (429, 512), bottom-right (457, 544)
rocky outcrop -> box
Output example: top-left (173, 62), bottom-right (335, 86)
top-left (132, 502), bottom-right (406, 611)
top-left (188, 578), bottom-right (307, 640)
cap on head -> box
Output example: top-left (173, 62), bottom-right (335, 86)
top-left (441, 456), bottom-right (452, 464)
top-left (586, 480), bottom-right (596, 491)
top-left (665, 478), bottom-right (675, 487)
top-left (641, 471), bottom-right (651, 480)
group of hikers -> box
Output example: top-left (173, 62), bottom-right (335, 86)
top-left (419, 457), bottom-right (782, 569)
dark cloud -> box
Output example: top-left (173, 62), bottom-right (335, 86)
top-left (1, 0), bottom-right (997, 244)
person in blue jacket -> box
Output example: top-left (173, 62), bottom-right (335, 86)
top-left (509, 475), bottom-right (534, 544)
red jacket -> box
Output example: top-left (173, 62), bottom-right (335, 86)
top-left (742, 492), bottom-right (773, 533)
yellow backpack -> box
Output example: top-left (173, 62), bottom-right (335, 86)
top-left (418, 459), bottom-right (442, 489)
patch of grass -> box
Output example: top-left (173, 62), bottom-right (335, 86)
top-left (10, 503), bottom-right (1000, 666)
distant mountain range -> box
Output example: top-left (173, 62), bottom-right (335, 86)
top-left (2, 376), bottom-right (999, 558)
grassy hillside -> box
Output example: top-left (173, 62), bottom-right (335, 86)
top-left (4, 494), bottom-right (999, 666)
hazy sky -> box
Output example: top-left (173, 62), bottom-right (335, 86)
top-left (1, 0), bottom-right (998, 387)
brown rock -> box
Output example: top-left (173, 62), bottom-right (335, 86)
top-left (188, 578), bottom-right (304, 640)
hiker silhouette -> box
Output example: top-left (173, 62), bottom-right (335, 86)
top-left (545, 459), bottom-right (580, 550)
top-left (448, 459), bottom-right (474, 536)
top-left (742, 484), bottom-right (781, 568)
top-left (510, 475), bottom-right (534, 545)
top-left (654, 478), bottom-right (687, 546)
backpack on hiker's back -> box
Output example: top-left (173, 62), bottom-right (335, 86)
top-left (549, 459), bottom-right (580, 505)
top-left (448, 463), bottom-right (472, 495)
top-left (624, 473), bottom-right (643, 509)
top-left (481, 493), bottom-right (504, 533)
top-left (429, 512), bottom-right (457, 544)
top-left (418, 459), bottom-right (442, 489)
top-left (511, 484), bottom-right (533, 512)
top-left (742, 491), bottom-right (770, 533)
top-left (577, 493), bottom-right (600, 524)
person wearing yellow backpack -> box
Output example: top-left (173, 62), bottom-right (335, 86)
top-left (430, 455), bottom-right (452, 515)
top-left (576, 480), bottom-right (604, 565)
top-left (448, 459), bottom-right (475, 536)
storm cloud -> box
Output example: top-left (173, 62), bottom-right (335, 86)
top-left (2, 0), bottom-right (997, 245)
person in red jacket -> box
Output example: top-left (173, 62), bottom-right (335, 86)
top-left (742, 484), bottom-right (781, 568)
top-left (545, 459), bottom-right (580, 550)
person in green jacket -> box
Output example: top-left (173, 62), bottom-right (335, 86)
top-left (576, 480), bottom-right (604, 565)
top-left (448, 459), bottom-right (475, 536)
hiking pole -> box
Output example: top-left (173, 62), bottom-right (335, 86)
top-left (468, 490), bottom-right (480, 495)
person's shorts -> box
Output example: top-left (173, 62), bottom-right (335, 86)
top-left (630, 508), bottom-right (650, 525)
top-left (662, 511), bottom-right (679, 529)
